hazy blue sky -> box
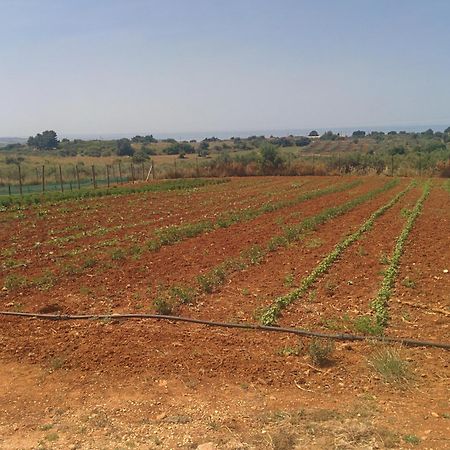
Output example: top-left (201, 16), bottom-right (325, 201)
top-left (1, 0), bottom-right (450, 137)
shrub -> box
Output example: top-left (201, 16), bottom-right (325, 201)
top-left (170, 286), bottom-right (195, 305)
top-left (308, 339), bottom-right (334, 366)
top-left (153, 296), bottom-right (175, 315)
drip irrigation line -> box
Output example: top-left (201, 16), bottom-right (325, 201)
top-left (0, 311), bottom-right (449, 350)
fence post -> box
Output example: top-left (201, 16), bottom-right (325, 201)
top-left (131, 163), bottom-right (135, 183)
top-left (152, 160), bottom-right (155, 179)
top-left (8, 185), bottom-right (11, 196)
top-left (196, 157), bottom-right (199, 177)
top-left (119, 162), bottom-right (123, 184)
top-left (92, 165), bottom-right (97, 189)
top-left (18, 164), bottom-right (23, 196)
top-left (106, 165), bottom-right (110, 188)
top-left (391, 154), bottom-right (394, 177)
top-left (76, 165), bottom-right (81, 190)
top-left (141, 162), bottom-right (145, 181)
top-left (59, 165), bottom-right (64, 192)
top-left (42, 165), bottom-right (45, 192)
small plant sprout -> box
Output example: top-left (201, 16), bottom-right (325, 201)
top-left (401, 276), bottom-right (416, 288)
top-left (283, 272), bottom-right (295, 287)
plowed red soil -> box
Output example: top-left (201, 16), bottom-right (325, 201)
top-left (0, 177), bottom-right (448, 450)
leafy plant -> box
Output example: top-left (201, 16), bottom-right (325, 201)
top-left (401, 276), bottom-right (416, 289)
top-left (3, 274), bottom-right (28, 290)
top-left (403, 435), bottom-right (420, 445)
top-left (283, 272), bottom-right (295, 287)
top-left (308, 339), bottom-right (334, 366)
top-left (354, 316), bottom-right (383, 335)
top-left (153, 296), bottom-right (175, 315)
top-left (259, 181), bottom-right (412, 325)
top-left (371, 183), bottom-right (430, 327)
top-left (111, 248), bottom-right (126, 260)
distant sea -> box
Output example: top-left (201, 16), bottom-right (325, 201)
top-left (2, 123), bottom-right (449, 144)
top-left (62, 123), bottom-right (450, 141)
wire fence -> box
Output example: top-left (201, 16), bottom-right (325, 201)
top-left (0, 161), bottom-right (155, 197)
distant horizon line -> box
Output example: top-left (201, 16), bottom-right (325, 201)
top-left (2, 121), bottom-right (450, 142)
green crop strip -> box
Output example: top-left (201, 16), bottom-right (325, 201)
top-left (370, 182), bottom-right (430, 328)
top-left (258, 180), bottom-right (413, 326)
top-left (1, 179), bottom-right (359, 293)
top-left (444, 179), bottom-right (450, 193)
top-left (145, 180), bottom-right (362, 251)
top-left (32, 179), bottom-right (308, 247)
top-left (153, 179), bottom-right (401, 313)
top-left (12, 180), bottom-right (339, 254)
top-left (0, 178), bottom-right (229, 209)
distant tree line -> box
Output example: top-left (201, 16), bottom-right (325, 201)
top-left (27, 130), bottom-right (59, 149)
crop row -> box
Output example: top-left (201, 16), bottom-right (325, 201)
top-left (26, 179), bottom-right (358, 258)
top-left (145, 180), bottom-right (362, 251)
top-left (38, 178), bottom-right (313, 244)
top-left (0, 178), bottom-right (313, 256)
top-left (1, 179), bottom-right (360, 291)
top-left (0, 179), bottom-right (302, 271)
top-left (370, 182), bottom-right (430, 327)
top-left (258, 180), bottom-right (414, 326)
top-left (0, 177), bottom-right (230, 209)
top-left (151, 179), bottom-right (401, 314)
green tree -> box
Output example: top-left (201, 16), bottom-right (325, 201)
top-left (198, 141), bottom-right (210, 157)
top-left (260, 143), bottom-right (282, 169)
top-left (27, 130), bottom-right (59, 149)
top-left (320, 131), bottom-right (339, 141)
top-left (295, 136), bottom-right (311, 147)
top-left (116, 138), bottom-right (134, 156)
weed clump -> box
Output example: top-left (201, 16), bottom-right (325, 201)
top-left (369, 346), bottom-right (413, 384)
top-left (308, 338), bottom-right (335, 367)
top-left (153, 297), bottom-right (175, 315)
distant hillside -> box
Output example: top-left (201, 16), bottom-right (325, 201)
top-left (0, 137), bottom-right (27, 147)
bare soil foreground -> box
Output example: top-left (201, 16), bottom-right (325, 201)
top-left (0, 176), bottom-right (449, 449)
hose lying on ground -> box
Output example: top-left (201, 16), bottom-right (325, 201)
top-left (0, 310), bottom-right (449, 350)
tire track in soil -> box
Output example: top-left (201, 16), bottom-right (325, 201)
top-left (182, 179), bottom-right (409, 323)
top-left (278, 185), bottom-right (422, 330)
top-left (387, 185), bottom-right (450, 341)
top-left (1, 178), bottom-right (367, 313)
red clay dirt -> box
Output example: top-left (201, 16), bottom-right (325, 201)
top-left (0, 177), bottom-right (448, 449)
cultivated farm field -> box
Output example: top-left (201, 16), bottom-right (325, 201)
top-left (0, 176), bottom-right (449, 449)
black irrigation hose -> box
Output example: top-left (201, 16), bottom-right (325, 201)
top-left (1, 311), bottom-right (449, 350)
